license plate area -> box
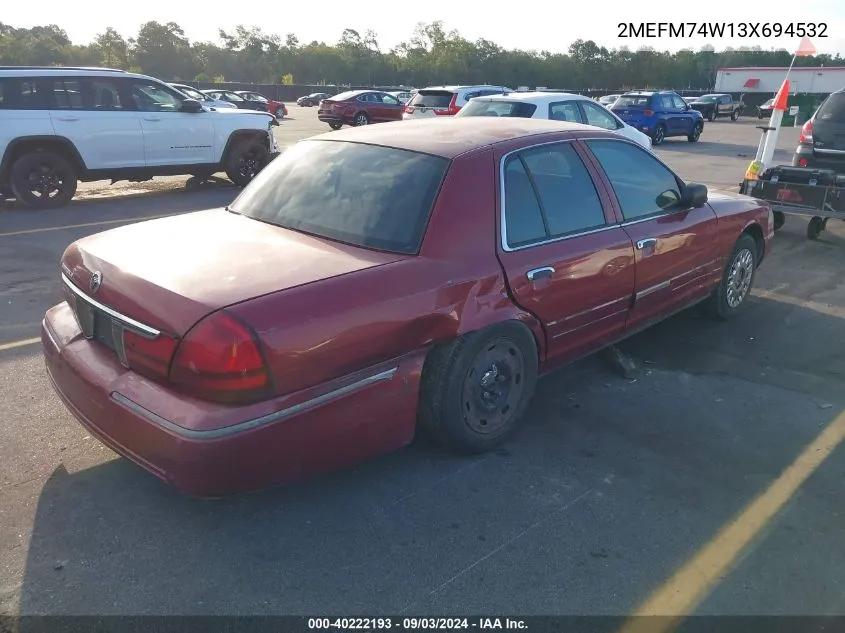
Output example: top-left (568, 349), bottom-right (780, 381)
top-left (834, 135), bottom-right (845, 150)
top-left (73, 297), bottom-right (128, 366)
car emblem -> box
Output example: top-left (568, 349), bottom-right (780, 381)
top-left (89, 271), bottom-right (103, 294)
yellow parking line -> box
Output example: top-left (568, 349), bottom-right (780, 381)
top-left (617, 407), bottom-right (845, 633)
top-left (0, 336), bottom-right (41, 352)
top-left (0, 213), bottom-right (178, 238)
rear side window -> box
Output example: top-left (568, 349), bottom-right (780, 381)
top-left (458, 99), bottom-right (537, 118)
top-left (615, 94), bottom-right (651, 107)
top-left (229, 140), bottom-right (450, 255)
top-left (409, 90), bottom-right (454, 108)
top-left (816, 93), bottom-right (845, 123)
top-left (50, 80), bottom-right (84, 110)
top-left (0, 78), bottom-right (48, 110)
top-left (549, 102), bottom-right (581, 122)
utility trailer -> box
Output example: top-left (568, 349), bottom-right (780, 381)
top-left (740, 166), bottom-right (845, 240)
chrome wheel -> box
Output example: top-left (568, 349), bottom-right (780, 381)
top-left (461, 338), bottom-right (526, 435)
top-left (653, 126), bottom-right (665, 145)
top-left (726, 248), bottom-right (754, 308)
top-left (354, 113), bottom-right (369, 126)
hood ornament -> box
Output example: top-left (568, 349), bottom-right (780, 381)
top-left (89, 271), bottom-right (103, 294)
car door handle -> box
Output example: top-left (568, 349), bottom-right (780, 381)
top-left (526, 267), bottom-right (555, 281)
top-left (636, 238), bottom-right (658, 250)
top-left (142, 116), bottom-right (162, 121)
top-left (55, 116), bottom-right (79, 122)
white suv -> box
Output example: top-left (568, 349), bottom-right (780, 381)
top-left (403, 85), bottom-right (511, 119)
top-left (0, 67), bottom-right (280, 209)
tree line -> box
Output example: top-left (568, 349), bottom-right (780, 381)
top-left (0, 21), bottom-right (840, 90)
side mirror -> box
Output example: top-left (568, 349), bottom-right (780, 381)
top-left (181, 98), bottom-right (204, 113)
top-left (680, 183), bottom-right (708, 208)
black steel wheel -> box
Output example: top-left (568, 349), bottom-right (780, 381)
top-left (807, 216), bottom-right (825, 240)
top-left (225, 138), bottom-right (269, 187)
top-left (329, 122), bottom-right (343, 130)
top-left (10, 151), bottom-right (78, 209)
top-left (418, 322), bottom-right (538, 454)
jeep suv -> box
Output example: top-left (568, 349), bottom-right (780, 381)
top-left (0, 67), bottom-right (280, 209)
top-left (793, 88), bottom-right (845, 172)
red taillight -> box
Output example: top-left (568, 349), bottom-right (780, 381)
top-left (124, 330), bottom-right (177, 380)
top-left (404, 105), bottom-right (415, 114)
top-left (644, 109), bottom-right (655, 117)
top-left (799, 119), bottom-right (813, 143)
top-left (434, 94), bottom-right (460, 116)
top-left (169, 311), bottom-right (271, 404)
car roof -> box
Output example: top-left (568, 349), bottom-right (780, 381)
top-left (420, 85), bottom-right (507, 92)
top-left (0, 67), bottom-right (159, 82)
top-left (471, 91), bottom-right (588, 105)
top-left (307, 117), bottom-right (604, 159)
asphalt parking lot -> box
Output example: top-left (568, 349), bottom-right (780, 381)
top-left (2, 108), bottom-right (845, 621)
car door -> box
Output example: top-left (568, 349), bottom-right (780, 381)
top-left (659, 94), bottom-right (684, 135)
top-left (671, 94), bottom-right (695, 133)
top-left (721, 95), bottom-right (733, 116)
top-left (46, 76), bottom-right (146, 170)
top-left (377, 93), bottom-right (404, 121)
top-left (581, 138), bottom-right (719, 333)
top-left (122, 78), bottom-right (216, 167)
top-left (495, 140), bottom-right (637, 364)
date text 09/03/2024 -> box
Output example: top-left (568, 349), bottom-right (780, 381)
top-left (618, 22), bottom-right (828, 38)
top-left (308, 617), bottom-right (527, 630)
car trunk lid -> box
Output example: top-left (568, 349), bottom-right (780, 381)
top-left (61, 209), bottom-right (409, 338)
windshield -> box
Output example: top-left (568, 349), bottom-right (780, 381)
top-left (218, 91), bottom-right (244, 102)
top-left (697, 96), bottom-right (718, 102)
top-left (175, 86), bottom-right (206, 101)
top-left (229, 140), bottom-right (450, 255)
top-left (615, 95), bottom-right (652, 107)
top-left (456, 99), bottom-right (537, 118)
top-left (816, 93), bottom-right (845, 123)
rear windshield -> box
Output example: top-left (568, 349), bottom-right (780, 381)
top-left (816, 93), bottom-right (845, 123)
top-left (409, 90), bottom-right (454, 108)
top-left (229, 140), bottom-right (450, 255)
top-left (615, 95), bottom-right (652, 107)
top-left (457, 99), bottom-right (537, 118)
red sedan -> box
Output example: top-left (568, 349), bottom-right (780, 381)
top-left (42, 118), bottom-right (774, 497)
top-left (317, 89), bottom-right (405, 129)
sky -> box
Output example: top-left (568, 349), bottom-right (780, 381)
top-left (5, 0), bottom-right (845, 56)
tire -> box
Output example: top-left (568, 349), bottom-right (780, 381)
top-left (353, 112), bottom-right (370, 127)
top-left (651, 124), bottom-right (666, 146)
top-left (773, 211), bottom-right (785, 231)
top-left (731, 109), bottom-right (739, 121)
top-left (328, 122), bottom-right (343, 130)
top-left (807, 216), bottom-right (825, 240)
top-left (10, 150), bottom-right (78, 210)
top-left (275, 107), bottom-right (285, 118)
top-left (708, 109), bottom-right (717, 122)
top-left (224, 137), bottom-right (269, 187)
top-left (705, 234), bottom-right (758, 320)
top-left (417, 322), bottom-right (539, 454)
top-left (688, 122), bottom-right (702, 142)
top-left (758, 112), bottom-right (764, 119)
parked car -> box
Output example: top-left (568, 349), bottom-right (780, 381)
top-left (402, 85), bottom-right (511, 119)
top-left (169, 83), bottom-right (237, 110)
top-left (42, 117), bottom-right (774, 496)
top-left (389, 90), bottom-right (413, 103)
top-left (611, 91), bottom-right (704, 145)
top-left (683, 97), bottom-right (697, 104)
top-left (317, 90), bottom-right (404, 129)
top-left (793, 88), bottom-right (845, 170)
top-left (758, 98), bottom-right (775, 119)
top-left (688, 93), bottom-right (744, 122)
top-left (296, 92), bottom-right (331, 107)
top-left (455, 91), bottom-right (652, 149)
top-left (598, 94), bottom-right (621, 106)
top-left (201, 89), bottom-right (264, 111)
top-left (0, 67), bottom-right (280, 209)
top-left (234, 91), bottom-right (287, 119)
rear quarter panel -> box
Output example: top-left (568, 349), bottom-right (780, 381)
top-left (228, 149), bottom-right (538, 398)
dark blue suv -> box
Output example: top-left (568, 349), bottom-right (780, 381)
top-left (610, 91), bottom-right (704, 145)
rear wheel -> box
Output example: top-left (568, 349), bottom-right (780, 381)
top-left (651, 124), bottom-right (666, 146)
top-left (705, 234), bottom-right (757, 320)
top-left (418, 323), bottom-right (539, 454)
top-left (353, 112), bottom-right (370, 126)
top-left (224, 138), bottom-right (269, 187)
top-left (328, 122), bottom-right (343, 130)
top-left (10, 150), bottom-right (78, 210)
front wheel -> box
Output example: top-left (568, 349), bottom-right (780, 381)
top-left (705, 234), bottom-right (757, 320)
top-left (731, 110), bottom-right (739, 121)
top-left (417, 323), bottom-right (539, 454)
top-left (275, 107), bottom-right (285, 119)
top-left (708, 109), bottom-right (717, 122)
top-left (688, 122), bottom-right (702, 142)
top-left (651, 124), bottom-right (666, 146)
top-left (10, 151), bottom-right (78, 210)
top-left (224, 138), bottom-right (269, 187)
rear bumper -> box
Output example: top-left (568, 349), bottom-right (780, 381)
top-left (42, 301), bottom-right (422, 497)
top-left (792, 146), bottom-right (845, 172)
